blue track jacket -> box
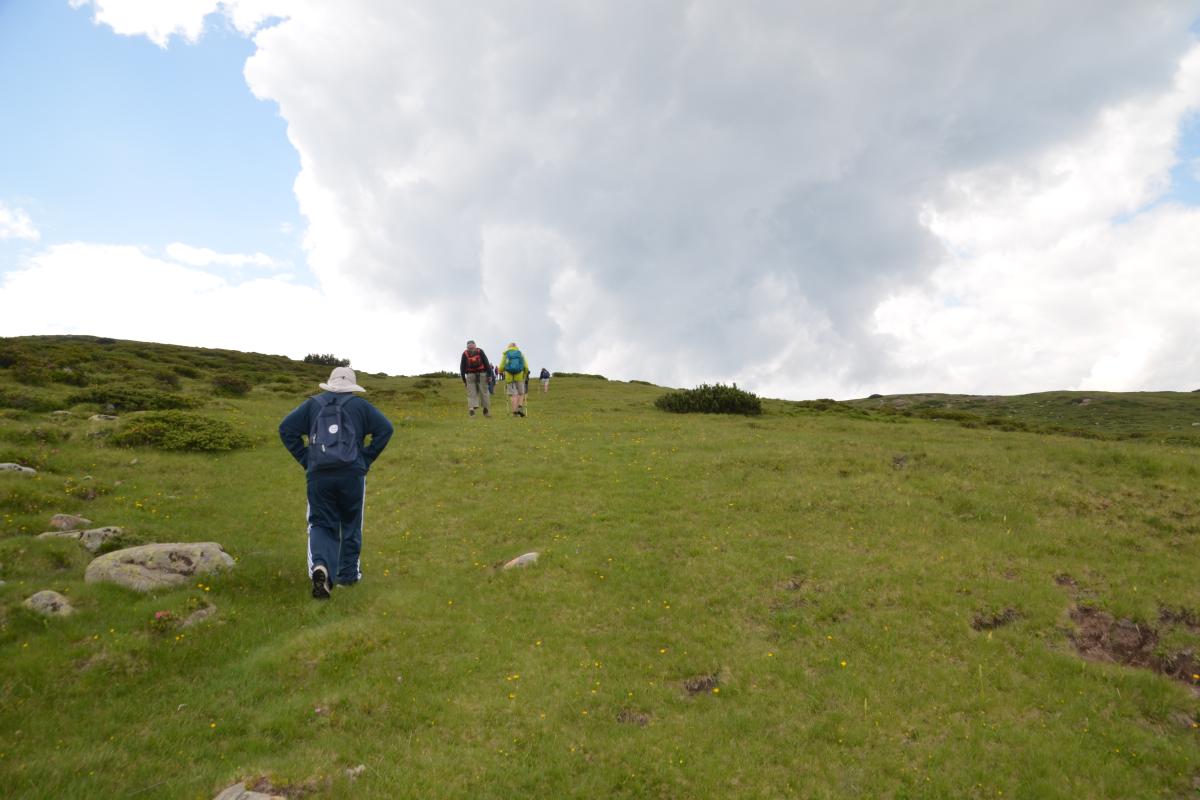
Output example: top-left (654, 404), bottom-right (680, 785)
top-left (279, 393), bottom-right (394, 475)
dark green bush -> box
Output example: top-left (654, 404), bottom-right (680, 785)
top-left (173, 364), bottom-right (202, 379)
top-left (655, 383), bottom-right (762, 415)
top-left (304, 353), bottom-right (351, 367)
top-left (49, 366), bottom-right (89, 387)
top-left (416, 371), bottom-right (457, 379)
top-left (554, 372), bottom-right (608, 380)
top-left (152, 370), bottom-right (181, 389)
top-left (0, 388), bottom-right (60, 412)
top-left (67, 385), bottom-right (199, 412)
top-left (110, 411), bottom-right (251, 451)
top-left (0, 426), bottom-right (71, 446)
top-left (11, 362), bottom-right (50, 386)
top-left (211, 375), bottom-right (252, 396)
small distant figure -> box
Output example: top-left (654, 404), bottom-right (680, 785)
top-left (539, 367), bottom-right (551, 393)
top-left (499, 342), bottom-right (529, 417)
top-left (459, 340), bottom-right (492, 417)
top-left (278, 367), bottom-right (393, 600)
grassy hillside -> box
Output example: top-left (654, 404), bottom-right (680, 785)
top-left (0, 335), bottom-right (1198, 799)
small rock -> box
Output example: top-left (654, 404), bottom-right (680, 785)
top-left (85, 542), bottom-right (235, 592)
top-left (51, 410), bottom-right (72, 417)
top-left (129, 458), bottom-right (139, 466)
top-left (49, 513), bottom-right (93, 531)
top-left (502, 552), bottom-right (539, 570)
top-left (24, 590), bottom-right (74, 617)
top-left (345, 764), bottom-right (367, 781)
top-left (88, 414), bottom-right (119, 422)
top-left (180, 604), bottom-right (218, 628)
top-left (0, 463), bottom-right (37, 476)
top-left (212, 783), bottom-right (285, 800)
top-left (38, 526), bottom-right (122, 553)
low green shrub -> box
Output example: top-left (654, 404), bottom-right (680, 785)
top-left (67, 385), bottom-right (199, 412)
top-left (110, 411), bottom-right (251, 451)
top-left (0, 388), bottom-right (60, 412)
top-left (211, 375), bottom-right (252, 397)
top-left (655, 383), bottom-right (762, 415)
top-left (303, 353), bottom-right (350, 367)
top-left (11, 362), bottom-right (50, 386)
top-left (49, 367), bottom-right (89, 387)
top-left (0, 426), bottom-right (71, 446)
top-left (554, 372), bottom-right (608, 380)
top-left (416, 371), bottom-right (456, 379)
top-left (173, 364), bottom-right (202, 379)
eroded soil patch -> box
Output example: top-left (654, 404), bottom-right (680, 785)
top-left (617, 708), bottom-right (651, 727)
top-left (1069, 606), bottom-right (1199, 688)
top-left (682, 674), bottom-right (719, 695)
top-left (972, 607), bottom-right (1019, 631)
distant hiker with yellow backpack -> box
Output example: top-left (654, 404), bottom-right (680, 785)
top-left (498, 342), bottom-right (529, 417)
top-left (459, 340), bottom-right (492, 417)
top-left (278, 367), bottom-right (394, 600)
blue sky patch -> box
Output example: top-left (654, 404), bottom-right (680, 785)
top-left (0, 0), bottom-right (304, 272)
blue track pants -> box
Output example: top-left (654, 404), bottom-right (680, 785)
top-left (306, 471), bottom-right (366, 585)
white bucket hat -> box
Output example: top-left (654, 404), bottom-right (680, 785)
top-left (319, 366), bottom-right (366, 393)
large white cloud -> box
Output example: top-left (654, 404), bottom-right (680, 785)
top-left (58, 2), bottom-right (1200, 395)
top-left (0, 243), bottom-right (435, 373)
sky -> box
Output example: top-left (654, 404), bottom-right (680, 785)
top-left (1, 1), bottom-right (1199, 399)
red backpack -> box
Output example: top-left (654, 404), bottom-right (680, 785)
top-left (464, 349), bottom-right (484, 372)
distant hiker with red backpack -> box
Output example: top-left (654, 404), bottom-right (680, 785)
top-left (459, 340), bottom-right (492, 417)
top-left (278, 366), bottom-right (394, 600)
top-left (498, 342), bottom-right (529, 417)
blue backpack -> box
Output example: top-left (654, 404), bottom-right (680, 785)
top-left (505, 349), bottom-right (525, 375)
top-left (309, 394), bottom-right (360, 470)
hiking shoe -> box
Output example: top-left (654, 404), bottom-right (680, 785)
top-left (482, 408), bottom-right (490, 417)
top-left (311, 566), bottom-right (331, 600)
top-left (517, 407), bottom-right (526, 417)
top-left (469, 408), bottom-right (475, 417)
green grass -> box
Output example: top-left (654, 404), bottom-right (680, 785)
top-left (0, 336), bottom-right (1198, 798)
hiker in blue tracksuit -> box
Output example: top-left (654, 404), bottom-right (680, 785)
top-left (279, 366), bottom-right (393, 599)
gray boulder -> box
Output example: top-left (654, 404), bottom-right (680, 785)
top-left (85, 543), bottom-right (235, 592)
top-left (502, 552), bottom-right (539, 570)
top-left (24, 590), bottom-right (74, 617)
top-left (50, 513), bottom-right (93, 531)
top-left (180, 604), bottom-right (218, 628)
top-left (0, 463), bottom-right (36, 476)
top-left (89, 414), bottom-right (119, 422)
top-left (212, 783), bottom-right (285, 800)
top-left (38, 526), bottom-right (123, 553)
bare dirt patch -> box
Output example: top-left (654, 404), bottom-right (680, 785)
top-left (682, 674), bottom-right (719, 695)
top-left (616, 708), bottom-right (651, 727)
top-left (1159, 605), bottom-right (1200, 630)
top-left (1069, 606), bottom-right (1200, 689)
top-left (972, 608), bottom-right (1020, 631)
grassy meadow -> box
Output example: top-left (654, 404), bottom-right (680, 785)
top-left (0, 335), bottom-right (1198, 799)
